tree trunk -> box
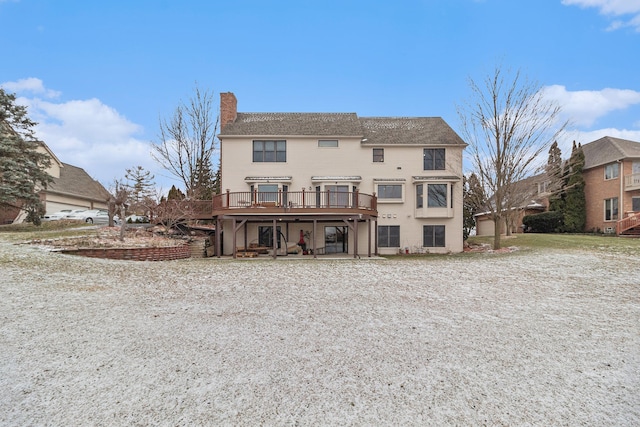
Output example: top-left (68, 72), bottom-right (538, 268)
top-left (493, 216), bottom-right (502, 250)
top-left (119, 206), bottom-right (126, 242)
top-left (505, 212), bottom-right (513, 237)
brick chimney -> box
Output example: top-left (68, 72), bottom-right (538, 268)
top-left (220, 92), bottom-right (237, 132)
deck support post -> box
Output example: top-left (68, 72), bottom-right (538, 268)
top-left (353, 218), bottom-right (358, 259)
top-left (272, 219), bottom-right (277, 259)
top-left (313, 219), bottom-right (317, 259)
top-left (367, 218), bottom-right (371, 258)
top-left (232, 218), bottom-right (237, 259)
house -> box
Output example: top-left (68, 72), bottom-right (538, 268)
top-left (581, 136), bottom-right (640, 234)
top-left (474, 173), bottom-right (549, 236)
top-left (35, 142), bottom-right (110, 220)
top-left (0, 126), bottom-right (110, 223)
top-left (212, 92), bottom-right (467, 257)
top-left (474, 136), bottom-right (640, 236)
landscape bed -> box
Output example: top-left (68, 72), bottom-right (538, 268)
top-left (0, 233), bottom-right (639, 425)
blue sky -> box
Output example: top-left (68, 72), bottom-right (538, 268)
top-left (1, 0), bottom-right (639, 192)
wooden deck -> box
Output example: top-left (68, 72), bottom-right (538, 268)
top-left (212, 190), bottom-right (377, 218)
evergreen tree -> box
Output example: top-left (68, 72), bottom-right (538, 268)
top-left (563, 142), bottom-right (586, 232)
top-left (546, 141), bottom-right (565, 212)
top-left (213, 157), bottom-right (222, 196)
top-left (167, 185), bottom-right (185, 200)
top-left (191, 158), bottom-right (216, 199)
top-left (0, 89), bottom-right (52, 225)
top-left (124, 165), bottom-right (155, 204)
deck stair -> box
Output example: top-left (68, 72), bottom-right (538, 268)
top-left (617, 213), bottom-right (640, 235)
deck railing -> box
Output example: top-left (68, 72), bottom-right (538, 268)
top-left (213, 190), bottom-right (377, 212)
top-left (625, 173), bottom-right (640, 190)
top-left (617, 211), bottom-right (640, 234)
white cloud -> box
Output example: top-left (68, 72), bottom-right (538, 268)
top-left (562, 0), bottom-right (640, 31)
top-left (542, 85), bottom-right (640, 127)
top-left (2, 79), bottom-right (169, 190)
top-left (1, 77), bottom-right (60, 98)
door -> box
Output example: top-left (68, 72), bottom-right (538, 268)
top-left (326, 185), bottom-right (349, 207)
top-left (325, 226), bottom-right (348, 254)
top-left (258, 226), bottom-right (281, 249)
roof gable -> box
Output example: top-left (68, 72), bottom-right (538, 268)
top-left (583, 136), bottom-right (640, 169)
top-left (45, 163), bottom-right (111, 202)
top-left (360, 117), bottom-right (466, 146)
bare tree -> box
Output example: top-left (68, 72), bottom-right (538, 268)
top-left (107, 180), bottom-right (129, 241)
top-left (151, 85), bottom-right (218, 199)
top-left (457, 66), bottom-right (566, 249)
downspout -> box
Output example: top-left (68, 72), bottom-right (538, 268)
top-left (619, 160), bottom-right (624, 225)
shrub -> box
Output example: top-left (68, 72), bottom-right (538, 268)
top-left (522, 211), bottom-right (564, 233)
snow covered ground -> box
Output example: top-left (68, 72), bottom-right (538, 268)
top-left (1, 239), bottom-right (639, 425)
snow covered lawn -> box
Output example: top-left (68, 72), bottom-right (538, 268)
top-left (1, 239), bottom-right (639, 425)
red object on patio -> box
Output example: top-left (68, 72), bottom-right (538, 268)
top-left (298, 230), bottom-right (305, 245)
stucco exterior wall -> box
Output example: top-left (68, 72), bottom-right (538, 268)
top-left (220, 136), bottom-right (465, 254)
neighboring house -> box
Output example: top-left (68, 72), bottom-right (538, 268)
top-left (213, 92), bottom-right (467, 257)
top-left (475, 173), bottom-right (549, 236)
top-left (1, 136), bottom-right (110, 224)
top-left (581, 136), bottom-right (640, 234)
top-left (475, 136), bottom-right (640, 236)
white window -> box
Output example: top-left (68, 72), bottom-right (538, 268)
top-left (427, 183), bottom-right (448, 207)
top-left (415, 181), bottom-right (455, 218)
top-left (318, 139), bottom-right (338, 147)
top-left (377, 184), bottom-right (403, 202)
top-left (605, 163), bottom-right (619, 180)
top-left (605, 197), bottom-right (618, 221)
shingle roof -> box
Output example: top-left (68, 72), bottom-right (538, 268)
top-left (360, 117), bottom-right (466, 146)
top-left (582, 136), bottom-right (640, 169)
top-left (46, 163), bottom-right (111, 202)
top-left (219, 113), bottom-right (363, 137)
top-left (219, 112), bottom-right (467, 147)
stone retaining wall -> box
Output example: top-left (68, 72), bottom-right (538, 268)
top-left (61, 244), bottom-right (191, 261)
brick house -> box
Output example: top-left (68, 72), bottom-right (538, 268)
top-left (581, 136), bottom-right (640, 234)
top-left (474, 173), bottom-right (549, 236)
top-left (475, 136), bottom-right (640, 236)
top-left (212, 92), bottom-right (467, 257)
